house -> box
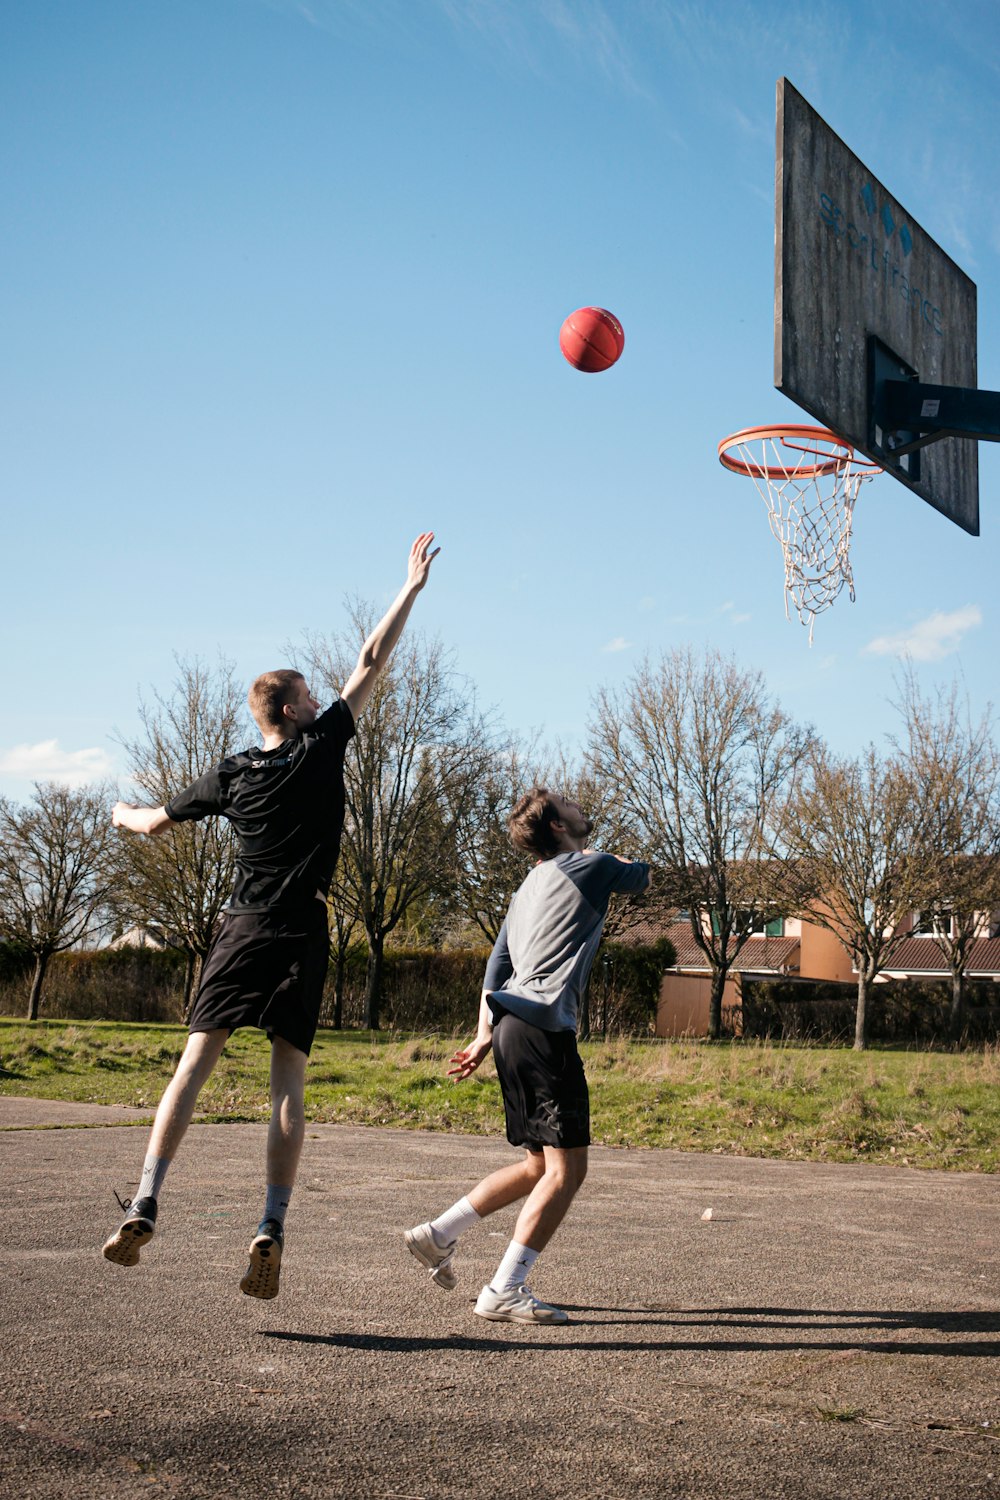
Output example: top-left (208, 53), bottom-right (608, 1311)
top-left (879, 907), bottom-right (1000, 982)
top-left (654, 905), bottom-right (1000, 1037)
top-left (107, 924), bottom-right (182, 952)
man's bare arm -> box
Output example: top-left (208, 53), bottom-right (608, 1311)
top-left (341, 533), bottom-right (440, 722)
top-left (112, 802), bottom-right (176, 837)
top-left (447, 991), bottom-right (494, 1080)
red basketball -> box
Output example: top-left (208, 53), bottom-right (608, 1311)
top-left (558, 306), bottom-right (625, 372)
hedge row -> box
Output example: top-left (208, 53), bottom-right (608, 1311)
top-left (741, 976), bottom-right (1000, 1044)
top-left (0, 947), bottom-right (189, 1024)
top-left (0, 936), bottom-right (674, 1036)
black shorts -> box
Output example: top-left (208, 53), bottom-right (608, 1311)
top-left (188, 905), bottom-right (329, 1057)
top-left (491, 1009), bottom-right (590, 1151)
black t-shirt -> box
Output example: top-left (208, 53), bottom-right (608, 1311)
top-left (165, 699), bottom-right (356, 913)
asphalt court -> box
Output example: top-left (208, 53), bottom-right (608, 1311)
top-left (3, 1103), bottom-right (999, 1499)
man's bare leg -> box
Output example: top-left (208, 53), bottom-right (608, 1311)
top-left (474, 1146), bottom-right (588, 1324)
top-left (266, 1036), bottom-right (308, 1186)
top-left (468, 1150), bottom-right (546, 1216)
top-left (103, 1029), bottom-right (228, 1266)
top-left (510, 1145), bottom-right (588, 1252)
top-left (148, 1029), bottom-right (229, 1157)
top-left (405, 1149), bottom-right (546, 1291)
top-left (240, 1036), bottom-right (308, 1301)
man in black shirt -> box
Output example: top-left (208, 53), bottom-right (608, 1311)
top-left (102, 533), bottom-right (439, 1298)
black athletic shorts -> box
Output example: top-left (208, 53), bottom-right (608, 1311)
top-left (188, 904), bottom-right (329, 1057)
top-left (491, 1009), bottom-right (590, 1151)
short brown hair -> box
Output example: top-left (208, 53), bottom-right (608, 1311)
top-left (248, 669), bottom-right (305, 731)
top-left (508, 786), bottom-right (563, 860)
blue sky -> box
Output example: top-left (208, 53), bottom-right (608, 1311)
top-left (2, 0), bottom-right (998, 797)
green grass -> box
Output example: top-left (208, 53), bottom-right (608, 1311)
top-left (1, 1019), bottom-right (999, 1172)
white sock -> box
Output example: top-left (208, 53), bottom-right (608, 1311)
top-left (264, 1184), bottom-right (293, 1227)
top-left (137, 1154), bottom-right (170, 1203)
top-left (491, 1239), bottom-right (539, 1293)
top-left (429, 1196), bottom-right (481, 1247)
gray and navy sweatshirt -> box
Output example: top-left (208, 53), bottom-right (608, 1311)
top-left (483, 850), bottom-right (650, 1034)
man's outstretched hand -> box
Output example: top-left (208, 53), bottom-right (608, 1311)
top-left (407, 532), bottom-right (440, 592)
top-left (447, 1036), bottom-right (492, 1080)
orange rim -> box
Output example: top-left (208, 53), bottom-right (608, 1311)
top-left (718, 424), bottom-right (855, 480)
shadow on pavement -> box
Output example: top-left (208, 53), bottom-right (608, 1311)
top-left (265, 1303), bottom-right (1000, 1357)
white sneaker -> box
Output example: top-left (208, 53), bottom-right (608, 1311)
top-left (474, 1283), bottom-right (568, 1324)
top-left (404, 1222), bottom-right (458, 1291)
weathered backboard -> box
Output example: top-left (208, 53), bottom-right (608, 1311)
top-left (775, 78), bottom-right (979, 534)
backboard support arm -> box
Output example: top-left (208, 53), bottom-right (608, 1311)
top-left (877, 379), bottom-right (1000, 456)
top-left (869, 333), bottom-right (1000, 460)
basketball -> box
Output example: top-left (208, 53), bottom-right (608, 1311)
top-left (558, 306), bottom-right (625, 373)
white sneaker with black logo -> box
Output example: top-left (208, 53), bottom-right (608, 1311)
top-left (474, 1284), bottom-right (568, 1324)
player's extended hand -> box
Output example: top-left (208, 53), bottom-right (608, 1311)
top-left (112, 801), bottom-right (139, 828)
top-left (447, 1036), bottom-right (492, 1080)
top-left (407, 532), bottom-right (440, 592)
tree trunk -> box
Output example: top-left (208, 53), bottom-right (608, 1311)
top-left (578, 984), bottom-right (591, 1041)
top-left (332, 946), bottom-right (346, 1030)
top-left (949, 966), bottom-right (965, 1044)
top-left (26, 951), bottom-right (50, 1021)
top-left (364, 934), bottom-right (384, 1030)
top-left (182, 950), bottom-right (202, 1024)
top-left (708, 968), bottom-right (727, 1040)
top-left (853, 969), bottom-right (868, 1051)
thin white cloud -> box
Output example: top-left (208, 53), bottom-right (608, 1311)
top-left (0, 740), bottom-right (115, 788)
top-left (601, 636), bottom-right (632, 653)
top-left (863, 605), bottom-right (982, 663)
top-left (429, 0), bottom-right (650, 97)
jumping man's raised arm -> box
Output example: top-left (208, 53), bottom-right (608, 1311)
top-left (341, 532), bottom-right (440, 722)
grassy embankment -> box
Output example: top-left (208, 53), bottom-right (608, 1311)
top-left (1, 1018), bottom-right (998, 1172)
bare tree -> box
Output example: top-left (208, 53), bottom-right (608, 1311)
top-left (113, 657), bottom-right (248, 1012)
top-left (894, 670), bottom-right (1000, 1040)
top-left (0, 781), bottom-right (116, 1019)
top-left (793, 744), bottom-right (928, 1050)
top-left (300, 607), bottom-right (491, 1029)
top-left (590, 647), bottom-right (815, 1039)
top-left (451, 739), bottom-right (538, 944)
top-left (326, 862), bottom-right (362, 1029)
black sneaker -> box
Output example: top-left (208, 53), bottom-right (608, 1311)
top-left (102, 1195), bottom-right (158, 1267)
top-left (239, 1218), bottom-right (284, 1300)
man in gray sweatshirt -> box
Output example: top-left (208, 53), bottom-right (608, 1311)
top-left (405, 787), bottom-right (650, 1324)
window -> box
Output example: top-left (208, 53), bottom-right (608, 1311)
top-left (912, 910), bottom-right (954, 938)
top-left (711, 910), bottom-right (784, 938)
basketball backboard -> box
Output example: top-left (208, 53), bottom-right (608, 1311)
top-left (775, 78), bottom-right (980, 535)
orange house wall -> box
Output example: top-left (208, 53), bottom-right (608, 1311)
top-left (798, 917), bottom-right (856, 983)
top-left (656, 974), bottom-right (742, 1038)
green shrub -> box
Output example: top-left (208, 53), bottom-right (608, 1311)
top-left (583, 937), bottom-right (676, 1037)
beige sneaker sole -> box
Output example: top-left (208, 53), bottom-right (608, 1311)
top-left (240, 1233), bottom-right (282, 1300)
top-left (102, 1218), bottom-right (155, 1267)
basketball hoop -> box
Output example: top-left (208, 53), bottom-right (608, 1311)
top-left (718, 424), bottom-right (881, 643)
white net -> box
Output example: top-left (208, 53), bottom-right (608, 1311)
top-left (721, 428), bottom-right (879, 644)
